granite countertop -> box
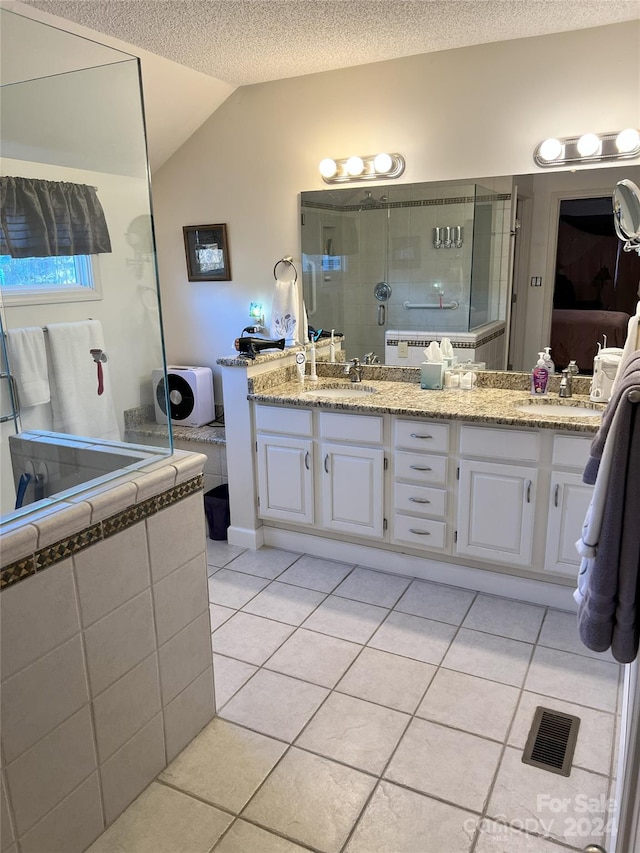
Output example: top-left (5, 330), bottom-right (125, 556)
top-left (249, 377), bottom-right (605, 434)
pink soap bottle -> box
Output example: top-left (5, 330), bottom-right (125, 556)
top-left (531, 352), bottom-right (549, 396)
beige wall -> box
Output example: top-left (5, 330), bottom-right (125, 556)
top-left (152, 22), bottom-right (640, 399)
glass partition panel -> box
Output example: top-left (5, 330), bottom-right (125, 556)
top-left (0, 9), bottom-right (171, 521)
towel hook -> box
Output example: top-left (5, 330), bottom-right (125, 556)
top-left (273, 256), bottom-right (298, 284)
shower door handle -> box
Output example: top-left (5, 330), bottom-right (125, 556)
top-left (378, 304), bottom-right (385, 326)
top-left (0, 372), bottom-right (20, 424)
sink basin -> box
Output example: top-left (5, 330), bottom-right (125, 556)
top-left (514, 401), bottom-right (601, 418)
top-left (301, 384), bottom-right (377, 399)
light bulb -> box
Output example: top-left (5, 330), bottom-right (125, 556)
top-left (615, 128), bottom-right (640, 154)
top-left (373, 153), bottom-right (393, 174)
top-left (319, 158), bottom-right (337, 178)
top-left (577, 133), bottom-right (601, 157)
top-left (538, 138), bottom-right (563, 162)
top-left (346, 156), bottom-right (365, 176)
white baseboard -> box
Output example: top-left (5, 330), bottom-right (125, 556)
top-left (262, 527), bottom-right (577, 611)
top-left (227, 525), bottom-right (265, 550)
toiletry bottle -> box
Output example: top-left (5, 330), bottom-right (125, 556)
top-left (543, 346), bottom-right (555, 374)
top-left (329, 329), bottom-right (336, 363)
top-left (531, 352), bottom-right (549, 396)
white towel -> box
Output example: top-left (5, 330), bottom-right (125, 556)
top-left (271, 279), bottom-right (302, 346)
top-left (46, 320), bottom-right (120, 441)
top-left (5, 327), bottom-right (50, 407)
top-left (610, 301), bottom-right (640, 397)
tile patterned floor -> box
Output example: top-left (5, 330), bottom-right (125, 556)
top-left (88, 542), bottom-right (623, 853)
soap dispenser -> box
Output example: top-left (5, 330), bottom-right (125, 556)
top-left (542, 347), bottom-right (555, 374)
top-left (531, 352), bottom-right (550, 396)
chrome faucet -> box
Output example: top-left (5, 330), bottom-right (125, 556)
top-left (363, 352), bottom-right (380, 365)
top-left (344, 357), bottom-right (363, 383)
top-left (558, 368), bottom-right (572, 398)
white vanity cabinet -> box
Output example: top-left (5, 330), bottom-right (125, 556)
top-left (391, 418), bottom-right (450, 551)
top-left (255, 405), bottom-right (314, 525)
top-left (456, 425), bottom-right (539, 567)
top-left (544, 435), bottom-right (593, 576)
top-left (318, 411), bottom-right (385, 538)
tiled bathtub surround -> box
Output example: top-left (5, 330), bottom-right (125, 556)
top-left (0, 453), bottom-right (215, 853)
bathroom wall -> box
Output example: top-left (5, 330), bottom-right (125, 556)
top-left (152, 22), bottom-right (639, 392)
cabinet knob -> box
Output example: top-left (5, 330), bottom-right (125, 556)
top-left (553, 483), bottom-right (560, 507)
top-left (526, 480), bottom-right (532, 503)
top-left (324, 454), bottom-right (330, 473)
top-left (409, 497), bottom-right (431, 504)
top-left (410, 433), bottom-right (433, 440)
top-left (305, 451), bottom-right (310, 471)
top-left (409, 528), bottom-right (431, 535)
top-left (410, 465), bottom-right (432, 472)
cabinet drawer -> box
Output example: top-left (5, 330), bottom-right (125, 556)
top-left (552, 435), bottom-right (592, 469)
top-left (255, 405), bottom-right (312, 436)
top-left (393, 514), bottom-right (447, 550)
top-left (459, 425), bottom-right (539, 462)
top-left (395, 451), bottom-right (447, 484)
top-left (319, 411), bottom-right (383, 444)
top-left (393, 483), bottom-right (447, 518)
top-left (394, 419), bottom-right (449, 453)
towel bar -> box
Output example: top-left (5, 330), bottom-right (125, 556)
top-left (403, 300), bottom-right (459, 310)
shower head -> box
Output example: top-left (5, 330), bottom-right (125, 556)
top-left (359, 191), bottom-right (388, 207)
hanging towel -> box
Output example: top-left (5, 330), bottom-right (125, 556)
top-left (5, 327), bottom-right (50, 407)
top-left (271, 279), bottom-right (301, 346)
top-left (576, 348), bottom-right (640, 662)
top-left (46, 320), bottom-right (120, 441)
top-left (610, 301), bottom-right (640, 397)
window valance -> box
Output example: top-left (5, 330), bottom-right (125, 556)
top-left (0, 176), bottom-right (112, 258)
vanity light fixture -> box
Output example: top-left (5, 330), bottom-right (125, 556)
top-left (534, 129), bottom-right (640, 167)
top-left (319, 152), bottom-right (405, 183)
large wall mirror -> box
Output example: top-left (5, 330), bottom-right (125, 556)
top-left (300, 164), bottom-right (640, 372)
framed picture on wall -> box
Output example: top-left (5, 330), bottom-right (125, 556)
top-left (183, 224), bottom-right (231, 281)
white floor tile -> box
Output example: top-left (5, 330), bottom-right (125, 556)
top-left (385, 718), bottom-right (502, 812)
top-left (395, 579), bottom-right (475, 625)
top-left (242, 582), bottom-right (326, 625)
top-left (212, 655), bottom-right (258, 707)
top-left (86, 782), bottom-right (232, 853)
top-left (525, 646), bottom-right (620, 713)
top-left (206, 540), bottom-right (246, 569)
top-left (302, 596), bottom-right (388, 644)
top-left (159, 718), bottom-right (286, 813)
top-left (209, 604), bottom-right (235, 632)
top-left (442, 628), bottom-right (533, 687)
top-left (220, 670), bottom-right (329, 741)
top-left (333, 567), bottom-right (411, 608)
top-left (242, 747), bottom-right (376, 853)
top-left (296, 692), bottom-right (409, 774)
top-left (278, 555), bottom-right (355, 592)
top-left (345, 781), bottom-right (476, 853)
top-left (336, 647), bottom-right (437, 714)
top-left (264, 629), bottom-right (361, 688)
top-left (211, 612), bottom-right (294, 665)
top-left (208, 570), bottom-right (270, 609)
top-left (539, 609), bottom-right (616, 662)
top-left (508, 690), bottom-right (615, 777)
top-left (368, 610), bottom-right (457, 665)
top-left (214, 820), bottom-right (310, 852)
top-left (462, 595), bottom-right (545, 643)
top-left (417, 669), bottom-right (520, 741)
top-left (474, 818), bottom-right (573, 852)
top-left (487, 746), bottom-right (611, 848)
top-left (224, 547), bottom-right (300, 580)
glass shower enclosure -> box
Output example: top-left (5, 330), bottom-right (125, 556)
top-left (301, 181), bottom-right (511, 363)
top-left (0, 9), bottom-right (171, 520)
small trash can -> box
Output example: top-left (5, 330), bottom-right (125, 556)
top-left (204, 484), bottom-right (230, 541)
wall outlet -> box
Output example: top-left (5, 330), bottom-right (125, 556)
top-left (398, 341), bottom-right (409, 358)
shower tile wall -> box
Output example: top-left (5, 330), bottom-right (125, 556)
top-left (0, 458), bottom-right (215, 853)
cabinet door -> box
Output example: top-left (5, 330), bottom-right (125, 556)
top-left (456, 459), bottom-right (536, 567)
top-left (544, 472), bottom-right (593, 577)
top-left (256, 435), bottom-right (313, 524)
top-left (321, 442), bottom-right (384, 538)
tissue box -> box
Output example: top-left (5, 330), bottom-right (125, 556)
top-left (420, 362), bottom-right (444, 390)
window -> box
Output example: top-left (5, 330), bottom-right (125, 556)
top-left (0, 254), bottom-right (100, 305)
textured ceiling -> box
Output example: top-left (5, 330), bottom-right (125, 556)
top-left (18, 0), bottom-right (640, 86)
